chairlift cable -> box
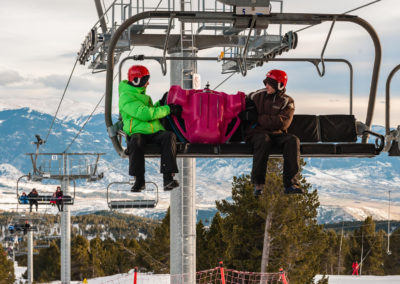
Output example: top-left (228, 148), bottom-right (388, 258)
top-left (101, 0), bottom-right (109, 24)
top-left (294, 0), bottom-right (381, 33)
top-left (44, 58), bottom-right (79, 144)
top-left (63, 49), bottom-right (136, 153)
top-left (63, 93), bottom-right (105, 153)
top-left (213, 72), bottom-right (236, 91)
top-left (63, 2), bottom-right (167, 152)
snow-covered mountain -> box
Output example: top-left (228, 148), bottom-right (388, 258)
top-left (0, 107), bottom-right (399, 223)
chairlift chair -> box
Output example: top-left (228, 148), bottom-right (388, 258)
top-left (34, 239), bottom-right (51, 249)
top-left (384, 64), bottom-right (400, 156)
top-left (107, 181), bottom-right (158, 209)
top-left (104, 10), bottom-right (385, 159)
top-left (16, 174), bottom-right (76, 206)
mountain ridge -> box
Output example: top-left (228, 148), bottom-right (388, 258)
top-left (0, 107), bottom-right (399, 223)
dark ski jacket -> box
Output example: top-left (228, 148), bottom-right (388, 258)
top-left (56, 190), bottom-right (63, 199)
top-left (245, 88), bottom-right (295, 138)
top-left (28, 190), bottom-right (39, 203)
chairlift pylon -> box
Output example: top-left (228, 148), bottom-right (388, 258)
top-left (107, 181), bottom-right (159, 209)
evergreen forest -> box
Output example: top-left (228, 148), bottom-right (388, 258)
top-left (1, 159), bottom-right (399, 284)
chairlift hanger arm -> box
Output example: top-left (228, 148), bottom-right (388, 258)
top-left (105, 11), bottom-right (381, 157)
top-left (385, 64), bottom-right (400, 135)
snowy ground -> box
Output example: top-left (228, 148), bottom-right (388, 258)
top-left (315, 275), bottom-right (400, 284)
top-left (82, 274), bottom-right (400, 284)
top-left (14, 262), bottom-right (400, 284)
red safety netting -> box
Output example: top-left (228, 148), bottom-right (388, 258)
top-left (195, 266), bottom-right (289, 284)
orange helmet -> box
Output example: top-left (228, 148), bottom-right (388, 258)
top-left (264, 69), bottom-right (288, 91)
top-left (128, 65), bottom-right (150, 87)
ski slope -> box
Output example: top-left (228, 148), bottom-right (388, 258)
top-left (14, 263), bottom-right (400, 283)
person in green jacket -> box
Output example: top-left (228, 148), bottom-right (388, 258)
top-left (119, 65), bottom-right (182, 192)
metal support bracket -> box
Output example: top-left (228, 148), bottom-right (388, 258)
top-left (316, 17), bottom-right (336, 77)
top-left (161, 15), bottom-right (175, 75)
top-left (238, 15), bottom-right (257, 76)
top-left (383, 126), bottom-right (400, 152)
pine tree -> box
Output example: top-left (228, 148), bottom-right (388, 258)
top-left (89, 237), bottom-right (105, 278)
top-left (0, 244), bottom-right (15, 284)
top-left (34, 240), bottom-right (60, 282)
top-left (204, 212), bottom-right (227, 269)
top-left (216, 158), bottom-right (326, 284)
top-left (71, 235), bottom-right (91, 280)
top-left (196, 221), bottom-right (210, 270)
top-left (384, 226), bottom-right (400, 274)
top-left (345, 216), bottom-right (385, 275)
top-left (140, 208), bottom-right (170, 273)
top-left (102, 238), bottom-right (121, 275)
top-left (216, 175), bottom-right (264, 271)
top-left (318, 229), bottom-right (341, 275)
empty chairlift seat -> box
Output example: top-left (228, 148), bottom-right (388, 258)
top-left (107, 181), bottom-right (159, 210)
top-left (108, 200), bottom-right (157, 209)
top-left (289, 114), bottom-right (383, 156)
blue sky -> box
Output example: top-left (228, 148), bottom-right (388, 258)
top-left (0, 0), bottom-right (399, 127)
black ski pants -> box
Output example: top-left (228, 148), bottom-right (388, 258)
top-left (29, 200), bottom-right (38, 212)
top-left (127, 131), bottom-right (178, 177)
top-left (56, 199), bottom-right (64, 212)
top-left (248, 132), bottom-right (300, 187)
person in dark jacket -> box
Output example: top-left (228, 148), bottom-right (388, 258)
top-left (241, 69), bottom-right (303, 196)
top-left (28, 188), bottom-right (39, 212)
top-left (55, 186), bottom-right (64, 212)
top-left (119, 65), bottom-right (182, 192)
top-left (23, 221), bottom-right (31, 235)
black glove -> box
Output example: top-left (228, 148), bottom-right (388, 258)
top-left (168, 104), bottom-right (182, 116)
top-left (238, 108), bottom-right (258, 122)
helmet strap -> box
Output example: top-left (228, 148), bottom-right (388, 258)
top-left (132, 77), bottom-right (141, 86)
top-left (277, 83), bottom-right (284, 91)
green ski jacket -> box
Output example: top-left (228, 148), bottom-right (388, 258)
top-left (118, 80), bottom-right (170, 135)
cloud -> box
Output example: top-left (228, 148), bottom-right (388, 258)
top-left (36, 74), bottom-right (104, 92)
top-left (0, 70), bottom-right (23, 85)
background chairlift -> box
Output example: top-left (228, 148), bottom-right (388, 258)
top-left (384, 64), bottom-right (400, 156)
top-left (104, 11), bottom-right (385, 159)
top-left (34, 238), bottom-right (51, 249)
top-left (16, 174), bottom-right (76, 206)
top-left (107, 181), bottom-right (158, 209)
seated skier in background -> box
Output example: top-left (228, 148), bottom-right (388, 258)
top-left (28, 188), bottom-right (39, 212)
top-left (240, 69), bottom-right (303, 197)
top-left (55, 186), bottom-right (64, 212)
top-left (19, 192), bottom-right (29, 204)
top-left (23, 221), bottom-right (31, 235)
top-left (118, 65), bottom-right (182, 192)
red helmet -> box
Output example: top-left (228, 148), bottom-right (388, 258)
top-left (128, 65), bottom-right (150, 86)
top-left (265, 69), bottom-right (288, 90)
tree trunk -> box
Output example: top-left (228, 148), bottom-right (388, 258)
top-left (261, 211), bottom-right (273, 273)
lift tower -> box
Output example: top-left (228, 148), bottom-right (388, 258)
top-left (26, 149), bottom-right (103, 284)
